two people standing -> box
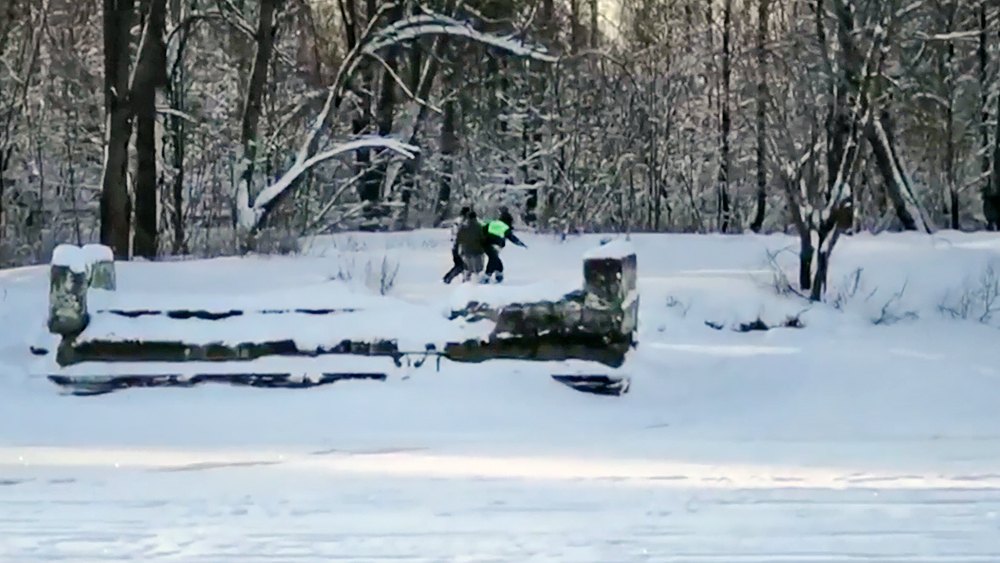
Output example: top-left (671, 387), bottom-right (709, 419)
top-left (443, 206), bottom-right (527, 284)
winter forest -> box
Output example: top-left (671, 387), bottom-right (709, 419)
top-left (1, 0), bottom-right (998, 281)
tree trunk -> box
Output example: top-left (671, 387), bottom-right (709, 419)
top-left (167, 0), bottom-right (186, 253)
top-left (0, 0), bottom-right (21, 65)
top-left (366, 2), bottom-right (403, 207)
top-left (360, 1), bottom-right (403, 208)
top-left (436, 65), bottom-right (458, 225)
top-left (944, 1), bottom-right (958, 230)
top-left (810, 228), bottom-right (839, 301)
top-left (979, 0), bottom-right (990, 196)
top-left (866, 113), bottom-right (931, 232)
top-left (718, 0), bottom-right (732, 233)
top-left (569, 0), bottom-right (580, 53)
top-left (542, 0), bottom-right (554, 42)
top-left (994, 5), bottom-right (1000, 205)
top-left (99, 0), bottom-right (136, 259)
top-left (750, 0), bottom-right (768, 233)
top-left (799, 231), bottom-right (813, 291)
top-left (0, 147), bottom-right (9, 251)
top-left (379, 36), bottom-right (450, 226)
top-left (589, 0), bottom-right (598, 48)
top-left (236, 0), bottom-right (281, 213)
top-left (132, 0), bottom-right (168, 259)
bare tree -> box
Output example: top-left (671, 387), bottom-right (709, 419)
top-left (772, 0), bottom-right (893, 300)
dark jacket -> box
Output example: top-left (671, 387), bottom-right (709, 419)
top-left (456, 216), bottom-right (486, 256)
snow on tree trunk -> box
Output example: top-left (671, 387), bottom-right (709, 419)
top-left (48, 245), bottom-right (90, 335)
top-left (791, 183), bottom-right (852, 301)
top-left (866, 115), bottom-right (931, 233)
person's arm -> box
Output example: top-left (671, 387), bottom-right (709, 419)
top-left (506, 230), bottom-right (527, 248)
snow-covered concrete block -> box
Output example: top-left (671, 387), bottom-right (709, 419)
top-left (48, 245), bottom-right (90, 335)
top-left (583, 239), bottom-right (637, 304)
top-left (82, 244), bottom-right (116, 290)
top-left (582, 240), bottom-right (638, 338)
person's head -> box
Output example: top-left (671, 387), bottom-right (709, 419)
top-left (459, 206), bottom-right (471, 219)
top-left (467, 210), bottom-right (477, 222)
top-left (499, 207), bottom-right (514, 226)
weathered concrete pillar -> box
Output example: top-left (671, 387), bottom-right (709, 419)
top-left (48, 244), bottom-right (90, 335)
top-left (582, 239), bottom-right (638, 338)
top-left (83, 244), bottom-right (116, 290)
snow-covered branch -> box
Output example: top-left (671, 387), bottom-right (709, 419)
top-left (234, 8), bottom-right (556, 234)
top-left (236, 137), bottom-right (419, 230)
top-left (361, 14), bottom-right (557, 62)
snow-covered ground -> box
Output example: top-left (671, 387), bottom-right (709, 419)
top-left (3, 229), bottom-right (1000, 561)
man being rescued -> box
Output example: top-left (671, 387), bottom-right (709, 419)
top-left (442, 206), bottom-right (527, 284)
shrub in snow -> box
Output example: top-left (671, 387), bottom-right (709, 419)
top-left (938, 262), bottom-right (1000, 324)
top-left (871, 282), bottom-right (919, 325)
top-left (364, 256), bottom-right (400, 296)
top-left (829, 268), bottom-right (865, 311)
top-left (329, 255), bottom-right (399, 296)
top-left (763, 247), bottom-right (802, 298)
top-left (252, 229), bottom-right (302, 256)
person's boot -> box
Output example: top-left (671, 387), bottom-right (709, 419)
top-left (494, 272), bottom-right (504, 284)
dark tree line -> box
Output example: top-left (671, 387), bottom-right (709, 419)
top-left (3, 0), bottom-right (1000, 298)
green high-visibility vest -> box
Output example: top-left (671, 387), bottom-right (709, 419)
top-left (486, 220), bottom-right (510, 238)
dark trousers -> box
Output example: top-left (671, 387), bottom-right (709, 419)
top-left (443, 245), bottom-right (464, 283)
top-left (484, 244), bottom-right (502, 276)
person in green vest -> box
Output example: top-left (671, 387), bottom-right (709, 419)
top-left (481, 207), bottom-right (527, 283)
